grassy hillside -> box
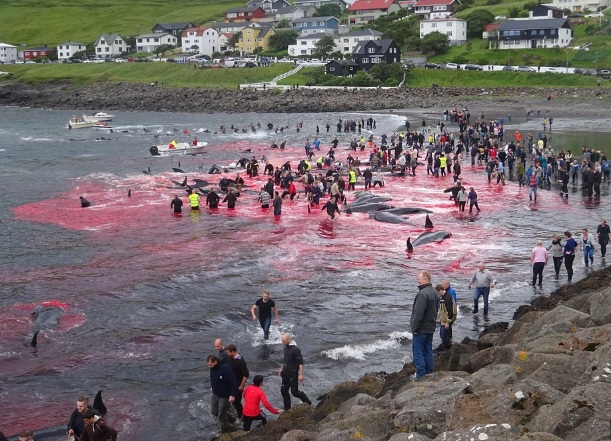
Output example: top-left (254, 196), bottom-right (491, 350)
top-left (0, 0), bottom-right (242, 47)
top-left (0, 63), bottom-right (295, 88)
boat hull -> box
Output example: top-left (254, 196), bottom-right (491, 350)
top-left (83, 112), bottom-right (114, 123)
top-left (150, 142), bottom-right (208, 157)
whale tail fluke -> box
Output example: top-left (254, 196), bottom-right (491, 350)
top-left (406, 237), bottom-right (413, 253)
top-left (93, 390), bottom-right (108, 416)
top-left (425, 215), bottom-right (434, 229)
top-left (30, 330), bottom-right (40, 348)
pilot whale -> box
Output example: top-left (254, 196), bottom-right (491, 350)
top-left (406, 230), bottom-right (452, 253)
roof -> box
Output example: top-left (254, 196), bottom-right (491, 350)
top-left (348, 0), bottom-right (397, 11)
top-left (297, 32), bottom-right (331, 40)
top-left (275, 6), bottom-right (301, 14)
top-left (497, 18), bottom-right (569, 31)
top-left (182, 26), bottom-right (221, 37)
top-left (292, 16), bottom-right (339, 23)
top-left (23, 47), bottom-right (50, 51)
top-left (414, 0), bottom-right (457, 6)
top-left (353, 38), bottom-right (395, 54)
top-left (57, 41), bottom-right (87, 46)
top-left (483, 23), bottom-right (499, 31)
top-left (422, 17), bottom-right (466, 22)
top-left (98, 33), bottom-right (122, 44)
top-left (153, 22), bottom-right (193, 30)
top-left (0, 43), bottom-right (17, 48)
top-left (136, 33), bottom-right (173, 39)
top-left (342, 28), bottom-right (384, 37)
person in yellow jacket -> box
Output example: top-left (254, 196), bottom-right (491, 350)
top-left (187, 189), bottom-right (200, 210)
top-left (347, 168), bottom-right (357, 191)
top-left (439, 153), bottom-right (447, 177)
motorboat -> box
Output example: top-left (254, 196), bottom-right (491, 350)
top-left (93, 121), bottom-right (113, 129)
top-left (67, 117), bottom-right (95, 129)
top-left (82, 112), bottom-right (114, 123)
top-left (150, 139), bottom-right (208, 157)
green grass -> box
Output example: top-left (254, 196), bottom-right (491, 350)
top-left (0, 0), bottom-right (242, 47)
top-left (0, 63), bottom-right (296, 88)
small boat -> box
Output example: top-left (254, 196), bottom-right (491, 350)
top-left (94, 121), bottom-right (113, 129)
top-left (67, 117), bottom-right (94, 130)
top-left (82, 112), bottom-right (114, 123)
top-left (150, 140), bottom-right (208, 157)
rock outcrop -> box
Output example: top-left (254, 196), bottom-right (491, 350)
top-left (0, 81), bottom-right (609, 115)
top-left (220, 267), bottom-right (611, 441)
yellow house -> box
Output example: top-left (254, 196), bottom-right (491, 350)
top-left (236, 24), bottom-right (276, 54)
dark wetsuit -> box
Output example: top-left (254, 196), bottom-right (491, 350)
top-left (222, 192), bottom-right (239, 209)
top-left (206, 191), bottom-right (220, 208)
top-left (171, 197), bottom-right (183, 213)
top-left (321, 200), bottom-right (340, 219)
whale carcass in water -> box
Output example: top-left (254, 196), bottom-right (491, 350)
top-left (406, 230), bottom-right (452, 253)
top-left (371, 211), bottom-right (409, 224)
top-left (345, 203), bottom-right (392, 214)
top-left (30, 304), bottom-right (64, 347)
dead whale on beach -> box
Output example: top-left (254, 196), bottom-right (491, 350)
top-left (406, 230), bottom-right (452, 253)
top-left (345, 202), bottom-right (392, 214)
top-left (370, 211), bottom-right (409, 224)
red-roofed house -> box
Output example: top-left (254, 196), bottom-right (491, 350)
top-left (347, 0), bottom-right (402, 25)
top-left (181, 26), bottom-right (223, 56)
top-left (482, 23), bottom-right (499, 39)
top-left (413, 0), bottom-right (461, 19)
top-left (224, 6), bottom-right (267, 23)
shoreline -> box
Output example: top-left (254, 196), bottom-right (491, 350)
top-left (1, 81), bottom-right (611, 116)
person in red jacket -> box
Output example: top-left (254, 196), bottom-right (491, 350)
top-left (242, 375), bottom-right (282, 431)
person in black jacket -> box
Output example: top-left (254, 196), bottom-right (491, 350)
top-left (67, 396), bottom-right (100, 439)
top-left (410, 270), bottom-right (438, 379)
top-left (206, 190), bottom-right (221, 208)
top-left (279, 333), bottom-right (311, 410)
top-left (207, 354), bottom-right (237, 431)
top-left (226, 344), bottom-right (249, 418)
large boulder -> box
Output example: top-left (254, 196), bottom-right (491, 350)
top-left (388, 433), bottom-right (433, 441)
top-left (431, 423), bottom-right (520, 440)
top-left (514, 351), bottom-right (590, 393)
top-left (467, 363), bottom-right (516, 393)
top-left (279, 430), bottom-right (319, 441)
top-left (522, 305), bottom-right (595, 342)
top-left (316, 409), bottom-right (390, 441)
top-left (586, 288), bottom-right (611, 325)
top-left (392, 375), bottom-right (470, 438)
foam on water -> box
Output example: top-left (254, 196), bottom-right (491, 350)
top-left (321, 330), bottom-right (412, 361)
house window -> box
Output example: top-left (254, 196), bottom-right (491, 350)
top-left (318, 21), bottom-right (324, 26)
top-left (301, 41), bottom-right (307, 45)
top-left (368, 47), bottom-right (375, 53)
top-left (97, 48), bottom-right (101, 52)
top-left (433, 5), bottom-right (446, 10)
top-left (329, 67), bottom-right (335, 71)
top-left (431, 23), bottom-right (437, 28)
top-left (447, 31), bottom-right (453, 37)
top-left (343, 38), bottom-right (349, 43)
top-left (105, 48), bottom-right (110, 52)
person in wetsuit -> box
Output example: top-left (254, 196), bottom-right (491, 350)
top-left (222, 189), bottom-right (239, 209)
top-left (321, 196), bottom-right (341, 220)
top-left (171, 195), bottom-right (183, 213)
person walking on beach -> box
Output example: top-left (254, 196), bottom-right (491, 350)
top-left (563, 231), bottom-right (578, 282)
top-left (467, 187), bottom-right (480, 213)
top-left (225, 344), bottom-right (249, 419)
top-left (410, 270), bottom-right (437, 379)
top-left (435, 283), bottom-right (457, 352)
top-left (242, 375), bottom-right (282, 431)
top-left (580, 228), bottom-right (597, 268)
top-left (468, 262), bottom-right (496, 315)
top-left (207, 354), bottom-right (237, 432)
top-left (548, 234), bottom-right (564, 280)
top-left (597, 219), bottom-right (610, 259)
top-left (531, 240), bottom-right (548, 287)
top-left (279, 333), bottom-right (311, 410)
top-left (251, 290), bottom-right (279, 340)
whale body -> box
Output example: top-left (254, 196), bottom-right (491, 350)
top-left (406, 230), bottom-right (452, 252)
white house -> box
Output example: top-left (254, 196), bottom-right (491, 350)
top-left (551, 0), bottom-right (610, 13)
top-left (335, 28), bottom-right (383, 55)
top-left (0, 43), bottom-right (18, 63)
top-left (181, 27), bottom-right (222, 55)
top-left (94, 33), bottom-right (127, 59)
top-left (56, 42), bottom-right (87, 61)
top-left (135, 33), bottom-right (177, 53)
top-left (420, 17), bottom-right (467, 45)
top-left (288, 32), bottom-right (335, 56)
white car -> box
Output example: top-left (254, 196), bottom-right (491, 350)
top-left (445, 62), bottom-right (459, 70)
top-left (93, 58), bottom-right (105, 63)
top-left (585, 12), bottom-right (604, 17)
top-left (114, 58), bottom-right (126, 63)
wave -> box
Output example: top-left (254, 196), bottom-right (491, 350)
top-left (321, 330), bottom-right (412, 361)
top-left (20, 136), bottom-right (54, 141)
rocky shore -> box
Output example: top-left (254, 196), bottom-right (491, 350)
top-left (0, 80), bottom-right (609, 115)
top-left (220, 266), bottom-right (611, 441)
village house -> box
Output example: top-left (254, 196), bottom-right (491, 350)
top-left (224, 6), bottom-right (267, 23)
top-left (135, 33), bottom-right (177, 53)
top-left (352, 38), bottom-right (400, 69)
top-left (325, 59), bottom-right (361, 76)
top-left (291, 16), bottom-right (341, 35)
top-left (181, 27), bottom-right (223, 56)
top-left (151, 23), bottom-right (195, 44)
top-left (489, 17), bottom-right (573, 49)
top-left (94, 33), bottom-right (127, 59)
top-left (288, 32), bottom-right (336, 56)
top-left (551, 0), bottom-right (610, 12)
top-left (347, 0), bottom-right (402, 25)
top-left (247, 0), bottom-right (292, 12)
top-left (235, 23), bottom-right (277, 54)
top-left (413, 0), bottom-right (461, 19)
top-left (56, 42), bottom-right (87, 61)
top-left (336, 28), bottom-right (383, 55)
top-left (274, 5), bottom-right (315, 21)
top-left (0, 43), bottom-right (18, 63)
top-left (293, 0), bottom-right (350, 11)
top-left (20, 46), bottom-right (51, 61)
top-left (420, 17), bottom-right (467, 45)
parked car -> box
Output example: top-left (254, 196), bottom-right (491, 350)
top-left (517, 66), bottom-right (536, 72)
top-left (599, 69), bottom-right (611, 79)
top-left (575, 68), bottom-right (596, 76)
top-left (445, 62), bottom-right (459, 70)
top-left (570, 18), bottom-right (586, 25)
top-left (114, 58), bottom-right (126, 63)
top-left (545, 67), bottom-right (562, 73)
top-left (424, 62), bottom-right (443, 69)
top-left (585, 12), bottom-right (604, 17)
top-left (463, 64), bottom-right (483, 71)
top-left (501, 66), bottom-right (515, 71)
